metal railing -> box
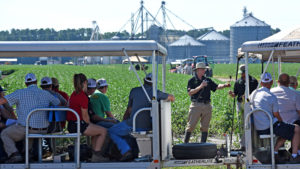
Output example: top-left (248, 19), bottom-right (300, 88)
top-left (132, 107), bottom-right (152, 132)
top-left (245, 108), bottom-right (275, 169)
top-left (25, 108), bottom-right (81, 169)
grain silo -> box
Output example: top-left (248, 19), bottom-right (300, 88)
top-left (168, 35), bottom-right (206, 62)
top-left (230, 13), bottom-right (271, 63)
top-left (197, 30), bottom-right (230, 63)
top-left (147, 24), bottom-right (163, 42)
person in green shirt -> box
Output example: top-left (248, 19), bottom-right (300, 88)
top-left (90, 78), bottom-right (118, 128)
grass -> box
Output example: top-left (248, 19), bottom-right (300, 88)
top-left (0, 63), bottom-right (299, 142)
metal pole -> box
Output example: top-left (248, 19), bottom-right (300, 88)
top-left (135, 54), bottom-right (147, 75)
top-left (244, 52), bottom-right (252, 165)
top-left (245, 108), bottom-right (275, 169)
top-left (272, 56), bottom-right (276, 86)
top-left (140, 0), bottom-right (144, 38)
top-left (152, 50), bottom-right (157, 99)
top-left (161, 1), bottom-right (167, 45)
top-left (257, 50), bottom-right (274, 87)
top-left (278, 56), bottom-right (281, 75)
top-left (230, 60), bottom-right (240, 149)
top-left (151, 50), bottom-right (161, 167)
top-left (162, 53), bottom-right (166, 92)
top-left (123, 49), bottom-right (151, 102)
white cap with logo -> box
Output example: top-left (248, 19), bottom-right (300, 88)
top-left (96, 78), bottom-right (108, 88)
top-left (40, 77), bottom-right (52, 86)
top-left (261, 72), bottom-right (272, 83)
top-left (25, 73), bottom-right (37, 83)
top-left (88, 79), bottom-right (97, 88)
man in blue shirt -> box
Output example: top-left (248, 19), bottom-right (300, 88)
top-left (0, 73), bottom-right (60, 163)
top-left (109, 73), bottom-right (174, 161)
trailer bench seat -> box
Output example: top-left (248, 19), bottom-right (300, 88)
top-left (259, 134), bottom-right (275, 139)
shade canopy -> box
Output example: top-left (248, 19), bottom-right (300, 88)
top-left (122, 56), bottom-right (149, 63)
top-left (0, 40), bottom-right (167, 57)
top-left (241, 27), bottom-right (300, 62)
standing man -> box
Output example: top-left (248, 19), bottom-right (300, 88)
top-left (184, 62), bottom-right (230, 143)
top-left (228, 64), bottom-right (258, 149)
top-left (0, 73), bottom-right (60, 163)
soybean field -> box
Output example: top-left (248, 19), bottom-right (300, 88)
top-left (0, 63), bottom-right (299, 143)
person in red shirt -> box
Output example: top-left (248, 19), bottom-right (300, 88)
top-left (66, 73), bottom-right (108, 162)
top-left (51, 77), bottom-right (69, 101)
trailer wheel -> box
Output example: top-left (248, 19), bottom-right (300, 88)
top-left (172, 143), bottom-right (217, 159)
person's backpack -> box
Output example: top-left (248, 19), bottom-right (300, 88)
top-left (47, 105), bottom-right (66, 133)
top-left (67, 144), bottom-right (92, 162)
top-left (107, 135), bottom-right (139, 161)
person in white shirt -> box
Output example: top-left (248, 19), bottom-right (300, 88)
top-left (271, 73), bottom-right (300, 125)
top-left (250, 72), bottom-right (300, 163)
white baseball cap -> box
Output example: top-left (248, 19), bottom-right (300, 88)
top-left (88, 78), bottom-right (97, 88)
top-left (261, 72), bottom-right (272, 83)
top-left (40, 77), bottom-right (52, 86)
top-left (96, 78), bottom-right (108, 88)
top-left (25, 73), bottom-right (37, 83)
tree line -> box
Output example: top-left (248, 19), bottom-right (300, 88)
top-left (0, 27), bottom-right (279, 41)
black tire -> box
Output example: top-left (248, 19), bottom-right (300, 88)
top-left (172, 143), bottom-right (217, 159)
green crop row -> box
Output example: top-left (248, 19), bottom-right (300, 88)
top-left (0, 63), bottom-right (298, 144)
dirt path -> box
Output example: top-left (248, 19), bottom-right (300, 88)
top-left (214, 76), bottom-right (232, 82)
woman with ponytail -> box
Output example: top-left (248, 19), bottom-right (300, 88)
top-left (67, 73), bottom-right (108, 162)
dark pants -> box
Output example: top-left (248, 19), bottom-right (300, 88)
top-left (0, 137), bottom-right (7, 162)
top-left (257, 121), bottom-right (295, 141)
top-left (0, 132), bottom-right (26, 162)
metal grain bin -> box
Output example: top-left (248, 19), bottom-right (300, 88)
top-left (168, 35), bottom-right (206, 62)
top-left (197, 30), bottom-right (230, 63)
top-left (230, 13), bottom-right (271, 63)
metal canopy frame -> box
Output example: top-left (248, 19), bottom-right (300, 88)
top-left (242, 39), bottom-right (300, 169)
top-left (241, 39), bottom-right (300, 63)
top-left (0, 40), bottom-right (167, 57)
top-left (0, 40), bottom-right (168, 169)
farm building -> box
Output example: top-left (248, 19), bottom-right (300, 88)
top-left (230, 12), bottom-right (271, 63)
top-left (197, 30), bottom-right (230, 63)
top-left (167, 35), bottom-right (206, 62)
top-left (147, 24), bottom-right (164, 43)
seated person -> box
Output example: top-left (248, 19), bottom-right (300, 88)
top-left (0, 85), bottom-right (16, 162)
top-left (289, 76), bottom-right (300, 93)
top-left (108, 73), bottom-right (175, 161)
top-left (0, 73), bottom-right (60, 163)
top-left (40, 77), bottom-right (67, 107)
top-left (250, 72), bottom-right (300, 163)
top-left (51, 77), bottom-right (69, 102)
top-left (40, 77), bottom-right (68, 155)
top-left (66, 74), bottom-right (108, 162)
top-left (271, 73), bottom-right (300, 125)
top-left (90, 78), bottom-right (118, 128)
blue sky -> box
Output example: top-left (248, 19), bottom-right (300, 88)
top-left (0, 0), bottom-right (299, 33)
